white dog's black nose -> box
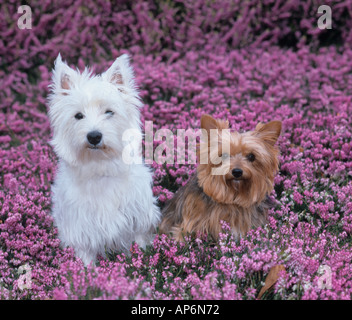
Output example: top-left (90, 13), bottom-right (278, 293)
top-left (87, 131), bottom-right (102, 146)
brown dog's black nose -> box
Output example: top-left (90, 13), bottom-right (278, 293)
top-left (232, 168), bottom-right (243, 178)
top-left (87, 131), bottom-right (102, 146)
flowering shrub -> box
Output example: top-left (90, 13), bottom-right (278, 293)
top-left (1, 0), bottom-right (352, 300)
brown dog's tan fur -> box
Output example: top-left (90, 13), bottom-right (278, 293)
top-left (159, 114), bottom-right (281, 241)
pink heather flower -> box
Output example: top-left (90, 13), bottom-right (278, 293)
top-left (293, 190), bottom-right (303, 205)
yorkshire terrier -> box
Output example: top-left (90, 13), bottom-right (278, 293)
top-left (159, 114), bottom-right (281, 241)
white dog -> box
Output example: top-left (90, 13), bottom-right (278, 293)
top-left (48, 54), bottom-right (160, 265)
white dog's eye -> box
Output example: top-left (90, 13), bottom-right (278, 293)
top-left (105, 110), bottom-right (114, 116)
top-left (74, 112), bottom-right (84, 120)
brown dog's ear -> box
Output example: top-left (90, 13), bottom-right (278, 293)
top-left (201, 114), bottom-right (229, 131)
top-left (255, 121), bottom-right (282, 146)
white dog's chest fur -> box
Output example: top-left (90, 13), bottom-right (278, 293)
top-left (52, 160), bottom-right (159, 264)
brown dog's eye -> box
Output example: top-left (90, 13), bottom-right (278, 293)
top-left (247, 153), bottom-right (255, 162)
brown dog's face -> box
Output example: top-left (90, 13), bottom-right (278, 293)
top-left (197, 114), bottom-right (281, 207)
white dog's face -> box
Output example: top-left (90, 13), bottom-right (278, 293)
top-left (48, 54), bottom-right (142, 165)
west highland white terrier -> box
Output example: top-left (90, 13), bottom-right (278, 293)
top-left (48, 54), bottom-right (161, 265)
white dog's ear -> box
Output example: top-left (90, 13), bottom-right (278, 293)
top-left (102, 54), bottom-right (135, 90)
top-left (52, 53), bottom-right (75, 95)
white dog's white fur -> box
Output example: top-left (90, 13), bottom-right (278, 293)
top-left (48, 54), bottom-right (160, 265)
